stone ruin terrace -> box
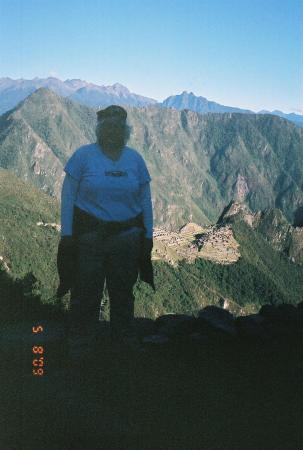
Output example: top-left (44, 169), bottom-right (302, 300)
top-left (152, 222), bottom-right (241, 266)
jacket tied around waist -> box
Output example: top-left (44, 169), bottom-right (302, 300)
top-left (56, 205), bottom-right (155, 298)
top-left (72, 205), bottom-right (146, 237)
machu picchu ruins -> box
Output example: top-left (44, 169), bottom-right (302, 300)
top-left (151, 221), bottom-right (241, 266)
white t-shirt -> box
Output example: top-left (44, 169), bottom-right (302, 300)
top-left (62, 143), bottom-right (153, 237)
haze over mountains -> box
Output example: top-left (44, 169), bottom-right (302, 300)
top-left (0, 77), bottom-right (302, 127)
top-left (162, 90), bottom-right (253, 114)
top-left (0, 77), bottom-right (157, 114)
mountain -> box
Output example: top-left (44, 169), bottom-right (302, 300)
top-left (115, 95), bottom-right (293, 228)
top-left (0, 88), bottom-right (96, 198)
top-left (217, 200), bottom-right (303, 266)
top-left (0, 167), bottom-right (60, 305)
top-left (1, 165), bottom-right (303, 317)
top-left (1, 77), bottom-right (302, 128)
top-left (69, 82), bottom-right (158, 108)
top-left (0, 77), bottom-right (157, 114)
top-left (161, 90), bottom-right (253, 114)
top-left (0, 77), bottom-right (90, 114)
top-left (161, 91), bottom-right (303, 128)
top-left (1, 88), bottom-right (303, 231)
top-left (253, 207), bottom-right (303, 266)
top-left (258, 109), bottom-right (303, 128)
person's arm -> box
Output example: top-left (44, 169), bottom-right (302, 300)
top-left (60, 173), bottom-right (80, 237)
top-left (139, 182), bottom-right (153, 239)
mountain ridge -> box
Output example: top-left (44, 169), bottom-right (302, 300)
top-left (162, 90), bottom-right (253, 114)
top-left (1, 88), bottom-right (303, 231)
top-left (0, 77), bottom-right (301, 127)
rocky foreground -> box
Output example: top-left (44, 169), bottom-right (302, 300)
top-left (1, 303), bottom-right (303, 449)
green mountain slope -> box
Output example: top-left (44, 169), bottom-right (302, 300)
top-left (219, 200), bottom-right (303, 266)
top-left (0, 88), bottom-right (303, 230)
top-left (0, 168), bottom-right (60, 304)
top-left (0, 168), bottom-right (302, 323)
top-left (0, 88), bottom-right (96, 198)
top-left (134, 214), bottom-right (303, 319)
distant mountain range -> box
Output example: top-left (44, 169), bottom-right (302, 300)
top-left (0, 77), bottom-right (302, 127)
top-left (162, 90), bottom-right (253, 114)
top-left (0, 77), bottom-right (158, 114)
top-left (258, 109), bottom-right (303, 128)
top-left (1, 87), bottom-right (303, 231)
top-left (163, 91), bottom-right (303, 128)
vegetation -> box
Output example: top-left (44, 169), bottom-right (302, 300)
top-left (1, 88), bottom-right (303, 230)
top-left (0, 168), bottom-right (60, 306)
top-left (1, 166), bottom-right (302, 325)
top-left (1, 90), bottom-right (303, 323)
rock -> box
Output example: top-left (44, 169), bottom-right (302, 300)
top-left (198, 306), bottom-right (237, 337)
top-left (259, 304), bottom-right (296, 322)
top-left (134, 318), bottom-right (156, 338)
top-left (189, 332), bottom-right (202, 342)
top-left (155, 314), bottom-right (193, 337)
top-left (142, 334), bottom-right (170, 345)
top-left (169, 317), bottom-right (200, 338)
top-left (297, 301), bottom-right (303, 310)
top-left (262, 321), bottom-right (294, 338)
top-left (235, 314), bottom-right (270, 340)
top-left (276, 304), bottom-right (298, 321)
top-left (258, 304), bottom-right (302, 337)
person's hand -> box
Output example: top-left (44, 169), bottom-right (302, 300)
top-left (142, 237), bottom-right (153, 256)
top-left (139, 236), bottom-right (153, 264)
top-left (56, 235), bottom-right (77, 298)
top-left (138, 236), bottom-right (155, 291)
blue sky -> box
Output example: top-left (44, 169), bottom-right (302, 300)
top-left (0, 0), bottom-right (302, 113)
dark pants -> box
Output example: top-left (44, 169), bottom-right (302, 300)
top-left (69, 228), bottom-right (143, 340)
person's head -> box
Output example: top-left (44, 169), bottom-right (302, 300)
top-left (95, 105), bottom-right (131, 152)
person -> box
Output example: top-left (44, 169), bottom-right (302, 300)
top-left (56, 105), bottom-right (154, 355)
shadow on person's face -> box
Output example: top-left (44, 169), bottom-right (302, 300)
top-left (98, 118), bottom-right (127, 153)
